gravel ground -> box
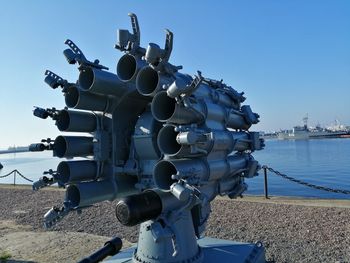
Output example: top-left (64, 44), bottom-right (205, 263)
top-left (0, 187), bottom-right (349, 263)
top-left (0, 220), bottom-right (112, 263)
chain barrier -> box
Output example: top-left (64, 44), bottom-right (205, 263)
top-left (15, 170), bottom-right (34, 182)
top-left (263, 165), bottom-right (350, 195)
top-left (0, 169), bottom-right (33, 182)
top-left (2, 166), bottom-right (350, 193)
top-left (0, 170), bottom-right (16, 178)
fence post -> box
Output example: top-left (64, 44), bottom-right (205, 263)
top-left (263, 166), bottom-right (269, 199)
top-left (13, 170), bottom-right (16, 186)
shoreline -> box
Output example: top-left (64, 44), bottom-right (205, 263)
top-left (0, 186), bottom-right (349, 262)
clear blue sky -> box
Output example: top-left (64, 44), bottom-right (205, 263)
top-left (0, 0), bottom-right (349, 148)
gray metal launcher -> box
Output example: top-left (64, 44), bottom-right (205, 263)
top-left (31, 13), bottom-right (265, 263)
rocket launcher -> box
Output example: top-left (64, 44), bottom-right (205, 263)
top-left (30, 13), bottom-right (265, 263)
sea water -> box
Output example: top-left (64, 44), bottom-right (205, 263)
top-left (248, 138), bottom-right (350, 199)
top-left (0, 138), bottom-right (349, 199)
top-left (0, 151), bottom-right (61, 185)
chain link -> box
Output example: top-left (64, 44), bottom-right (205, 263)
top-left (0, 169), bottom-right (33, 182)
top-left (15, 170), bottom-right (33, 182)
top-left (0, 170), bottom-right (15, 178)
top-left (263, 165), bottom-right (350, 195)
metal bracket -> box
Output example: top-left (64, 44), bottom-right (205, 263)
top-left (115, 13), bottom-right (146, 56)
top-left (145, 29), bottom-right (182, 74)
top-left (43, 169), bottom-right (64, 187)
top-left (28, 138), bottom-right (54, 152)
top-left (44, 70), bottom-right (66, 89)
top-left (63, 39), bottom-right (108, 70)
top-left (32, 176), bottom-right (57, 191)
top-left (44, 70), bottom-right (74, 93)
top-left (162, 29), bottom-right (173, 62)
top-left (203, 77), bottom-right (246, 103)
top-left (33, 106), bottom-right (61, 120)
top-left (175, 71), bottom-right (204, 101)
top-left (129, 13), bottom-right (140, 46)
top-left (43, 204), bottom-right (71, 228)
top-left (43, 201), bottom-right (92, 228)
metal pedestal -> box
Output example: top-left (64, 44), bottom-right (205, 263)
top-left (105, 237), bottom-right (266, 263)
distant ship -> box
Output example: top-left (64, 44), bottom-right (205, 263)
top-left (277, 115), bottom-right (350, 140)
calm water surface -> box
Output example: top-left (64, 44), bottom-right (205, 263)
top-left (248, 138), bottom-right (350, 199)
top-left (0, 151), bottom-right (61, 184)
top-left (1, 138), bottom-right (349, 199)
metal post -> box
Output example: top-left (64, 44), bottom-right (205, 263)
top-left (263, 166), bottom-right (268, 199)
top-left (13, 170), bottom-right (16, 186)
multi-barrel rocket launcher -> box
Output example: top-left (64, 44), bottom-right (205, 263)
top-left (30, 13), bottom-right (265, 263)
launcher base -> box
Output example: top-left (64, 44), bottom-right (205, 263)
top-left (105, 237), bottom-right (266, 263)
